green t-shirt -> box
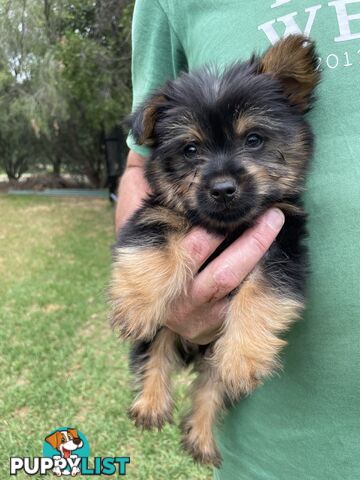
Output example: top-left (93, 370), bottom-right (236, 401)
top-left (127, 1), bottom-right (360, 479)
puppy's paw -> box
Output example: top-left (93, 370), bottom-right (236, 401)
top-left (218, 348), bottom-right (279, 401)
top-left (214, 334), bottom-right (280, 398)
top-left (181, 416), bottom-right (222, 468)
top-left (217, 352), bottom-right (274, 398)
top-left (224, 356), bottom-right (263, 397)
top-left (128, 397), bottom-right (173, 431)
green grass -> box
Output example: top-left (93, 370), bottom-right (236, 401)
top-left (0, 195), bottom-right (211, 480)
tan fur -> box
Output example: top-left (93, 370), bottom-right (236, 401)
top-left (212, 267), bottom-right (304, 398)
top-left (186, 125), bottom-right (204, 143)
top-left (182, 363), bottom-right (224, 466)
top-left (162, 116), bottom-right (205, 144)
top-left (234, 112), bottom-right (277, 136)
top-left (234, 114), bottom-right (255, 136)
top-left (244, 163), bottom-right (274, 196)
top-left (110, 234), bottom-right (193, 341)
top-left (129, 328), bottom-right (180, 429)
top-left (139, 94), bottom-right (166, 144)
top-left (243, 131), bottom-right (309, 196)
top-left (260, 35), bottom-right (320, 112)
top-left (244, 161), bottom-right (297, 196)
top-left (164, 125), bottom-right (204, 144)
top-left (137, 206), bottom-right (188, 231)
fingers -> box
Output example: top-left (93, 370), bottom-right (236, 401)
top-left (168, 208), bottom-right (284, 345)
top-left (192, 208), bottom-right (285, 304)
top-left (181, 227), bottom-right (224, 271)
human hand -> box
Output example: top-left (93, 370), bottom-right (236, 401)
top-left (166, 208), bottom-right (285, 344)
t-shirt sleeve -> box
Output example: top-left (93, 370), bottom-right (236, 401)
top-left (126, 0), bottom-right (187, 157)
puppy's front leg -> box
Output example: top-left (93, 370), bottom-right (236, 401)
top-left (129, 328), bottom-right (181, 430)
top-left (213, 266), bottom-right (304, 399)
top-left (110, 222), bottom-right (192, 341)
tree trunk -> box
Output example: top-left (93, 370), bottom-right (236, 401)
top-left (6, 171), bottom-right (19, 182)
top-left (85, 167), bottom-right (101, 188)
top-left (5, 156), bottom-right (27, 181)
top-left (52, 156), bottom-right (61, 177)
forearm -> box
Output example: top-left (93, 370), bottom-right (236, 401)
top-left (115, 150), bottom-right (150, 233)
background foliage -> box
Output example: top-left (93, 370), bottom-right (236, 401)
top-left (0, 0), bottom-right (133, 186)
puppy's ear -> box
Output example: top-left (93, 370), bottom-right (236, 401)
top-left (45, 431), bottom-right (61, 450)
top-left (125, 93), bottom-right (167, 146)
top-left (259, 35), bottom-right (320, 112)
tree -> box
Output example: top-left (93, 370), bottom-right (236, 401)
top-left (52, 0), bottom-right (133, 186)
top-left (0, 0), bottom-right (133, 185)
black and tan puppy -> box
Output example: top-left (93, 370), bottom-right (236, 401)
top-left (110, 35), bottom-right (320, 466)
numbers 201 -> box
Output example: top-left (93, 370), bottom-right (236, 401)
top-left (317, 50), bottom-right (360, 71)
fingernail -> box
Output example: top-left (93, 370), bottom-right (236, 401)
top-left (265, 208), bottom-right (285, 230)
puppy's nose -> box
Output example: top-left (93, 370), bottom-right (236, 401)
top-left (73, 438), bottom-right (82, 445)
top-left (210, 179), bottom-right (237, 202)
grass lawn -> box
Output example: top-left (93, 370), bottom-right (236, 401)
top-left (0, 195), bottom-right (211, 480)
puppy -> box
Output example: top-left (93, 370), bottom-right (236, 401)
top-left (110, 35), bottom-right (320, 466)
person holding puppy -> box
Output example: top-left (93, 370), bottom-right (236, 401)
top-left (115, 1), bottom-right (360, 479)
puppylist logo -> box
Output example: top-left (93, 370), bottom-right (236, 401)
top-left (10, 427), bottom-right (130, 476)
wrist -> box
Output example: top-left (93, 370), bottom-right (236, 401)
top-left (126, 150), bottom-right (147, 169)
top-left (115, 160), bottom-right (151, 234)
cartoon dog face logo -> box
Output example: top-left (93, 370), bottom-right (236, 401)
top-left (45, 428), bottom-right (83, 458)
top-left (45, 428), bottom-right (83, 476)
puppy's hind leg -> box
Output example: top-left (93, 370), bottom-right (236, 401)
top-left (213, 266), bottom-right (304, 399)
top-left (181, 360), bottom-right (225, 467)
top-left (129, 328), bottom-right (181, 430)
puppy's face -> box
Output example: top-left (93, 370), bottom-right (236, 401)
top-left (129, 36), bottom-right (319, 233)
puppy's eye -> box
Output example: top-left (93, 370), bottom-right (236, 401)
top-left (245, 133), bottom-right (264, 149)
top-left (183, 144), bottom-right (198, 158)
